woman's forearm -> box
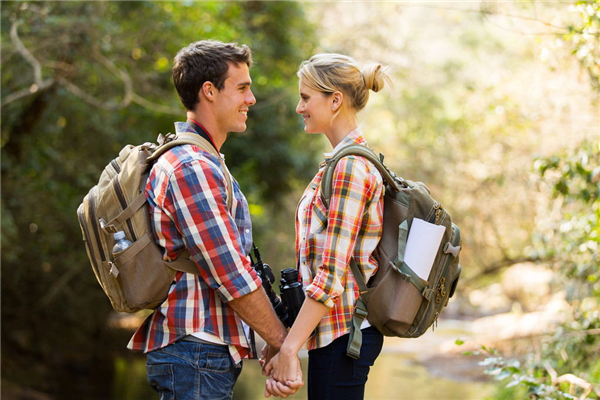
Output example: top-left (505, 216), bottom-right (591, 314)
top-left (280, 296), bottom-right (330, 356)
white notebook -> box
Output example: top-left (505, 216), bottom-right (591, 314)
top-left (404, 218), bottom-right (446, 280)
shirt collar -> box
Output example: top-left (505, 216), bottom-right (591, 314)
top-left (174, 121), bottom-right (221, 155)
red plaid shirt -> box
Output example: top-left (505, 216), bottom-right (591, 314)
top-left (127, 122), bottom-right (261, 363)
top-left (296, 129), bottom-right (384, 350)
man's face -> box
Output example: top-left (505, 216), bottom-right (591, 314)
top-left (212, 62), bottom-right (256, 135)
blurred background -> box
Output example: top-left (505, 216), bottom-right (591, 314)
top-left (1, 1), bottom-right (598, 399)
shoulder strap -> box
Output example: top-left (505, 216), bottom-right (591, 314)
top-left (318, 144), bottom-right (401, 359)
top-left (147, 132), bottom-right (234, 212)
top-left (320, 144), bottom-right (401, 208)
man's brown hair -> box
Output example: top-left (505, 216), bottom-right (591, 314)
top-left (173, 40), bottom-right (253, 111)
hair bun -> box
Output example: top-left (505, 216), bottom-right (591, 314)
top-left (361, 63), bottom-right (390, 93)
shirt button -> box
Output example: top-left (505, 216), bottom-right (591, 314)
top-left (245, 229), bottom-right (250, 233)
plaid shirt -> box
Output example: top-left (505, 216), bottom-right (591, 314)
top-left (128, 122), bottom-right (261, 363)
top-left (296, 128), bottom-right (384, 350)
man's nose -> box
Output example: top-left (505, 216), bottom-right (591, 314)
top-left (246, 89), bottom-right (256, 106)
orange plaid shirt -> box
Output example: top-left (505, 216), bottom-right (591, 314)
top-left (296, 129), bottom-right (384, 350)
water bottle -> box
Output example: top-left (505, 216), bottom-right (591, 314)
top-left (112, 231), bottom-right (133, 254)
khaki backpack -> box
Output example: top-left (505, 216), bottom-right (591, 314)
top-left (320, 144), bottom-right (462, 359)
top-left (77, 132), bottom-right (233, 313)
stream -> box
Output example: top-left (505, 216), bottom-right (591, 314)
top-left (113, 319), bottom-right (496, 400)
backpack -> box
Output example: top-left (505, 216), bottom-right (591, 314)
top-left (76, 132), bottom-right (233, 313)
top-left (320, 144), bottom-right (462, 359)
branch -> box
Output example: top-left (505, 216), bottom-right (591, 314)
top-left (130, 93), bottom-right (181, 116)
top-left (2, 16), bottom-right (178, 116)
top-left (1, 79), bottom-right (55, 107)
top-left (405, 3), bottom-right (570, 36)
top-left (10, 19), bottom-right (43, 84)
top-left (93, 48), bottom-right (133, 108)
top-left (545, 362), bottom-right (599, 400)
top-left (462, 256), bottom-right (540, 285)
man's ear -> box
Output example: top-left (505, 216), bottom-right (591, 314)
top-left (201, 82), bottom-right (216, 101)
top-left (331, 91), bottom-right (343, 112)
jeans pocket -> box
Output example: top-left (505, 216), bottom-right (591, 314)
top-left (147, 363), bottom-right (175, 400)
top-left (200, 353), bottom-right (240, 400)
top-left (204, 352), bottom-right (232, 373)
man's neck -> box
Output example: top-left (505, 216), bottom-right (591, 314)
top-left (186, 111), bottom-right (227, 151)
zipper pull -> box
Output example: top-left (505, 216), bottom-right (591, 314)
top-left (434, 202), bottom-right (443, 225)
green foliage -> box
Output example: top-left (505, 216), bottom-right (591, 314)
top-left (1, 1), bottom-right (318, 397)
top-left (564, 0), bottom-right (600, 90)
top-left (533, 140), bottom-right (600, 297)
top-left (477, 140), bottom-right (600, 400)
top-left (466, 345), bottom-right (600, 400)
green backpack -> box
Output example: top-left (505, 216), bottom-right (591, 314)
top-left (76, 132), bottom-right (233, 313)
top-left (320, 144), bottom-right (462, 359)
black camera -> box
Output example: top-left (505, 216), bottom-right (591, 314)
top-left (250, 245), bottom-right (304, 328)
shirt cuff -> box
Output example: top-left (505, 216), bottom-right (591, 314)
top-left (305, 283), bottom-right (336, 308)
top-left (216, 267), bottom-right (262, 303)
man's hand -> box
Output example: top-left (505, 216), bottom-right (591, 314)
top-left (263, 350), bottom-right (303, 397)
top-left (259, 344), bottom-right (278, 374)
top-left (264, 376), bottom-right (303, 398)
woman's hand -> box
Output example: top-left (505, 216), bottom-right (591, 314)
top-left (264, 350), bottom-right (303, 387)
top-left (263, 350), bottom-right (303, 397)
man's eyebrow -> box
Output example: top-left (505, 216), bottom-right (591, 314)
top-left (237, 81), bottom-right (252, 88)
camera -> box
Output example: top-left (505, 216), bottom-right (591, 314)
top-left (250, 245), bottom-right (304, 328)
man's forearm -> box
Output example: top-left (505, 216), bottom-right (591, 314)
top-left (229, 287), bottom-right (287, 349)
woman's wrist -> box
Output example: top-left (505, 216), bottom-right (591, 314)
top-left (279, 341), bottom-right (300, 357)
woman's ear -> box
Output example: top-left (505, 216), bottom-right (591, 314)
top-left (331, 91), bottom-right (343, 112)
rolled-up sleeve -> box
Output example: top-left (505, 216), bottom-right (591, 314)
top-left (163, 157), bottom-right (261, 303)
top-left (305, 156), bottom-right (379, 308)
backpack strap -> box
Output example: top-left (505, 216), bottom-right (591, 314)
top-left (346, 258), bottom-right (369, 359)
top-left (147, 132), bottom-right (234, 212)
top-left (319, 144), bottom-right (398, 359)
top-left (320, 144), bottom-right (402, 208)
top-left (147, 132), bottom-right (235, 274)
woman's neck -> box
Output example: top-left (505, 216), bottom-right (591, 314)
top-left (326, 117), bottom-right (357, 149)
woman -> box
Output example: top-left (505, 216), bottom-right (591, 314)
top-left (264, 53), bottom-right (391, 399)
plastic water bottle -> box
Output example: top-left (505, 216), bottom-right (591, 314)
top-left (112, 231), bottom-right (133, 254)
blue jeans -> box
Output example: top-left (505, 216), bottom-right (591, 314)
top-left (307, 326), bottom-right (383, 400)
top-left (146, 340), bottom-right (242, 400)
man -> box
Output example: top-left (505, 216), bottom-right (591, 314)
top-left (128, 40), bottom-right (301, 399)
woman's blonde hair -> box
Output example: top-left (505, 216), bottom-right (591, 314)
top-left (297, 53), bottom-right (391, 112)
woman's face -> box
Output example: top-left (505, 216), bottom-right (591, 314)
top-left (296, 81), bottom-right (333, 134)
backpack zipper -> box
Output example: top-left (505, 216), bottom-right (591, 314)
top-left (409, 217), bottom-right (457, 336)
top-left (113, 176), bottom-right (137, 241)
top-left (432, 224), bottom-right (460, 306)
top-left (426, 201), bottom-right (443, 224)
top-left (110, 159), bottom-right (121, 174)
top-left (77, 202), bottom-right (101, 275)
top-left (87, 191), bottom-right (107, 262)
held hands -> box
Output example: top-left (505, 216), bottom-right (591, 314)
top-left (260, 346), bottom-right (303, 398)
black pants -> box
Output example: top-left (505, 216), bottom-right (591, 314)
top-left (307, 326), bottom-right (384, 400)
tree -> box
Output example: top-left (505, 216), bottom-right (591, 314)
top-left (1, 1), bottom-right (318, 397)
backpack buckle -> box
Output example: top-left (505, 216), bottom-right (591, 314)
top-left (443, 243), bottom-right (461, 258)
top-left (99, 218), bottom-right (117, 234)
top-left (108, 262), bottom-right (120, 278)
top-left (354, 304), bottom-right (368, 319)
